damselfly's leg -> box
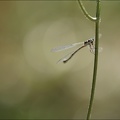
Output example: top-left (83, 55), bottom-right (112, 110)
top-left (88, 44), bottom-right (103, 54)
top-left (88, 44), bottom-right (95, 54)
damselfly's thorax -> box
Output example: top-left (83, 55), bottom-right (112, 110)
top-left (84, 38), bottom-right (94, 46)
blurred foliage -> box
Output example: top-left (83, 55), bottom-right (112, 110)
top-left (0, 1), bottom-right (120, 119)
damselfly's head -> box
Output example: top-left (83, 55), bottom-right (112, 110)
top-left (84, 38), bottom-right (94, 45)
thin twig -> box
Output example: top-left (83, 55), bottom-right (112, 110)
top-left (86, 0), bottom-right (101, 120)
top-left (78, 0), bottom-right (97, 22)
top-left (77, 0), bottom-right (101, 119)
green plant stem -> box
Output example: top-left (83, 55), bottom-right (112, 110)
top-left (78, 0), bottom-right (97, 21)
top-left (78, 0), bottom-right (101, 120)
top-left (86, 0), bottom-right (101, 120)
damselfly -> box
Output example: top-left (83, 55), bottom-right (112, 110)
top-left (51, 37), bottom-right (102, 63)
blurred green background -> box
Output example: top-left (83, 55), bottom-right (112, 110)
top-left (0, 1), bottom-right (120, 119)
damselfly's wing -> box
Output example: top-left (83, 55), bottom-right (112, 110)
top-left (57, 51), bottom-right (74, 63)
top-left (93, 33), bottom-right (102, 40)
top-left (57, 46), bottom-right (85, 63)
top-left (51, 42), bottom-right (83, 52)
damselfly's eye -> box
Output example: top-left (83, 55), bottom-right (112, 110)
top-left (88, 40), bottom-right (91, 42)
